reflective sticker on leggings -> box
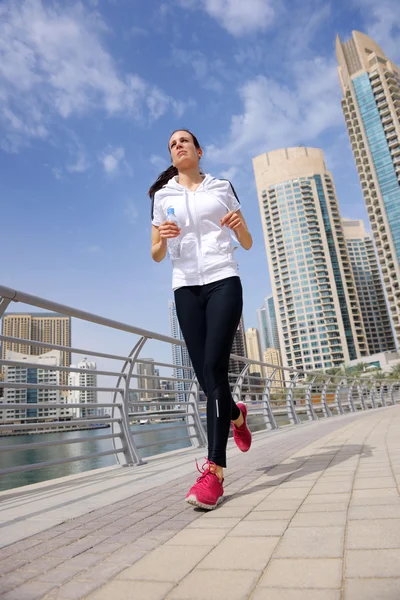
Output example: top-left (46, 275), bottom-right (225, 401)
top-left (216, 398), bottom-right (219, 418)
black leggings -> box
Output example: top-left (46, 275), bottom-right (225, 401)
top-left (174, 276), bottom-right (243, 468)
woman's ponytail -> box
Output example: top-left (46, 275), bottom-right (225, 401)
top-left (148, 165), bottom-right (178, 219)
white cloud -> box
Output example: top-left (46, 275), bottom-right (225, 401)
top-left (150, 154), bottom-right (169, 171)
top-left (206, 57), bottom-right (343, 166)
top-left (0, 0), bottom-right (184, 150)
top-left (101, 147), bottom-right (125, 174)
top-left (220, 166), bottom-right (238, 180)
top-left (179, 0), bottom-right (275, 36)
top-left (171, 48), bottom-right (223, 93)
top-left (67, 151), bottom-right (91, 173)
top-left (52, 167), bottom-right (63, 180)
top-left (354, 0), bottom-right (400, 62)
top-left (124, 201), bottom-right (139, 225)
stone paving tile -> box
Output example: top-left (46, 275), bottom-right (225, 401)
top-left (251, 589), bottom-right (341, 600)
top-left (299, 502), bottom-right (349, 513)
top-left (244, 509), bottom-right (297, 521)
top-left (2, 580), bottom-right (56, 600)
top-left (198, 536), bottom-right (280, 571)
top-left (344, 578), bottom-right (400, 600)
top-left (353, 477), bottom-right (396, 489)
top-left (166, 568), bottom-right (259, 600)
top-left (346, 549), bottom-right (400, 578)
top-left (258, 558), bottom-right (342, 589)
top-left (290, 511), bottom-right (347, 527)
top-left (164, 528), bottom-right (227, 547)
top-left (86, 580), bottom-right (175, 600)
top-left (228, 519), bottom-right (289, 537)
top-left (275, 527), bottom-right (344, 558)
top-left (116, 544), bottom-right (212, 582)
top-left (347, 519), bottom-right (400, 549)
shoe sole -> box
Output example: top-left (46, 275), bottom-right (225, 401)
top-left (185, 494), bottom-right (224, 510)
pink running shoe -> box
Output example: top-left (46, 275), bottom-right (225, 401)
top-left (186, 459), bottom-right (224, 510)
top-left (233, 402), bottom-right (252, 452)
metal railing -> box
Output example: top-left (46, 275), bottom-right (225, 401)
top-left (0, 284), bottom-right (399, 488)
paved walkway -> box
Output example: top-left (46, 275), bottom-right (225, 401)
top-left (1, 406), bottom-right (400, 600)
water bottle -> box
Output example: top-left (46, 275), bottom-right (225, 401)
top-left (166, 208), bottom-right (181, 260)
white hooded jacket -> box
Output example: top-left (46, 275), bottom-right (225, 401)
top-left (152, 174), bottom-right (241, 290)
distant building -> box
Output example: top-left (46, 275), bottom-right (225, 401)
top-left (342, 219), bottom-right (395, 354)
top-left (337, 31), bottom-right (400, 347)
top-left (264, 348), bottom-right (285, 390)
top-left (0, 349), bottom-right (71, 423)
top-left (68, 358), bottom-right (98, 418)
top-left (245, 328), bottom-right (263, 377)
top-left (257, 296), bottom-right (281, 353)
top-left (229, 315), bottom-right (247, 377)
top-left (253, 146), bottom-right (368, 372)
top-left (1, 312), bottom-right (71, 386)
top-left (169, 300), bottom-right (193, 401)
top-left (136, 359), bottom-right (160, 401)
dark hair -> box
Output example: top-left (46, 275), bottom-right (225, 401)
top-left (148, 129), bottom-right (201, 217)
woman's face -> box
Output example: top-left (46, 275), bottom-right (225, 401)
top-left (169, 130), bottom-right (202, 170)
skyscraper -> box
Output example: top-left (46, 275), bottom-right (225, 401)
top-left (68, 358), bottom-right (98, 418)
top-left (229, 315), bottom-right (247, 377)
top-left (264, 348), bottom-right (285, 390)
top-left (257, 296), bottom-right (280, 353)
top-left (1, 313), bottom-right (71, 385)
top-left (342, 219), bottom-right (395, 354)
top-left (245, 328), bottom-right (263, 376)
top-left (336, 31), bottom-right (400, 346)
top-left (253, 146), bottom-right (368, 372)
top-left (168, 300), bottom-right (193, 401)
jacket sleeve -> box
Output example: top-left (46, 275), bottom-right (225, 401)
top-left (151, 192), bottom-right (164, 227)
top-left (224, 180), bottom-right (241, 212)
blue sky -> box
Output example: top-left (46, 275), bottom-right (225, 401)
top-left (1, 0), bottom-right (400, 367)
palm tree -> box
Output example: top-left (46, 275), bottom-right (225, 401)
top-left (388, 363), bottom-right (400, 380)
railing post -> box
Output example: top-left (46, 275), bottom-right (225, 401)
top-left (379, 381), bottom-right (387, 407)
top-left (186, 378), bottom-right (207, 447)
top-left (334, 378), bottom-right (345, 414)
top-left (261, 368), bottom-right (278, 430)
top-left (347, 379), bottom-right (356, 412)
top-left (112, 336), bottom-right (148, 466)
top-left (369, 380), bottom-right (377, 408)
top-left (0, 296), bottom-right (12, 319)
top-left (389, 382), bottom-right (396, 405)
top-left (320, 377), bottom-right (332, 417)
top-left (232, 363), bottom-right (250, 404)
top-left (286, 373), bottom-right (301, 425)
top-left (305, 376), bottom-right (318, 421)
top-left (358, 381), bottom-right (367, 410)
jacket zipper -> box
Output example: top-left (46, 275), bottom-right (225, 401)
top-left (192, 192), bottom-right (205, 284)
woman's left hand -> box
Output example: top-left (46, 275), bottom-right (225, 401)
top-left (220, 211), bottom-right (244, 231)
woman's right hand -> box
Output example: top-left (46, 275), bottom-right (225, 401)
top-left (158, 221), bottom-right (181, 240)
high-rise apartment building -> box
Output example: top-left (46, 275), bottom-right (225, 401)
top-left (68, 358), bottom-right (98, 418)
top-left (245, 328), bottom-right (263, 377)
top-left (169, 300), bottom-right (193, 401)
top-left (229, 315), bottom-right (247, 377)
top-left (342, 219), bottom-right (395, 354)
top-left (336, 31), bottom-right (400, 346)
top-left (264, 348), bottom-right (285, 389)
top-left (1, 313), bottom-right (71, 385)
top-left (136, 359), bottom-right (160, 401)
top-left (257, 296), bottom-right (281, 354)
top-left (253, 146), bottom-right (368, 372)
top-left (0, 350), bottom-right (71, 423)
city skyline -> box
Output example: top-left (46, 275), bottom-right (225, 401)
top-left (2, 1), bottom-right (399, 363)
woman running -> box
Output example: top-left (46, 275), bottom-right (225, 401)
top-left (149, 129), bottom-right (253, 509)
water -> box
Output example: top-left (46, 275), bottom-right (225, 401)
top-left (0, 422), bottom-right (192, 492)
top-left (0, 414), bottom-right (291, 492)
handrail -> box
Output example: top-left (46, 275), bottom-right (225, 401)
top-left (1, 283), bottom-right (400, 491)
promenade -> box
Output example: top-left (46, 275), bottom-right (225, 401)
top-left (1, 405), bottom-right (400, 600)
